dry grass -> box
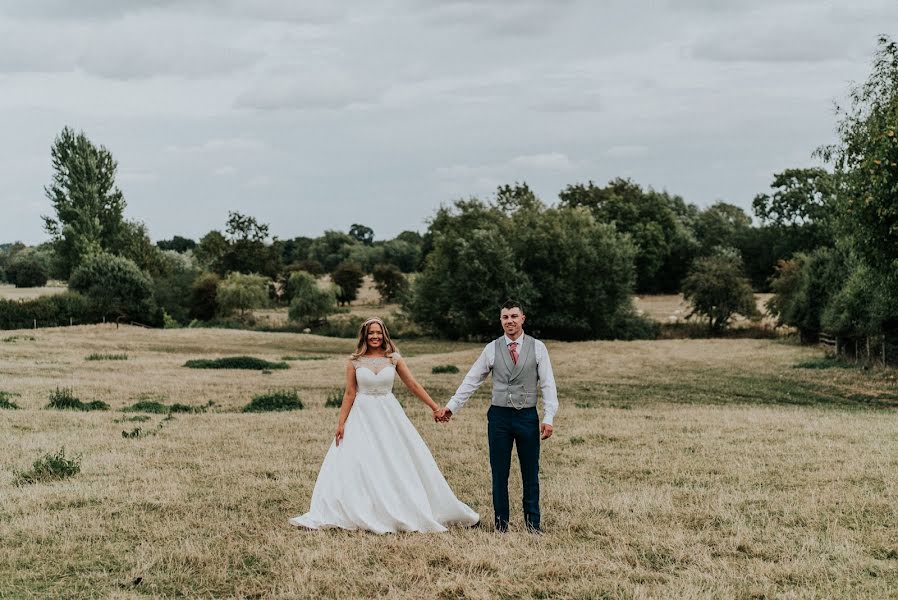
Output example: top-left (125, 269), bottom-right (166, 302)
top-left (1, 326), bottom-right (898, 598)
top-left (0, 282), bottom-right (67, 301)
top-left (635, 293), bottom-right (775, 326)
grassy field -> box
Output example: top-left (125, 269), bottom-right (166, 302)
top-left (2, 326), bottom-right (898, 598)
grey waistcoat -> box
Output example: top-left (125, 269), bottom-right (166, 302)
top-left (491, 334), bottom-right (539, 409)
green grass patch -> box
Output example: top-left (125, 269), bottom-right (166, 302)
top-left (46, 388), bottom-right (109, 411)
top-left (431, 364), bottom-right (460, 374)
top-left (85, 353), bottom-right (128, 361)
top-left (567, 372), bottom-right (898, 410)
top-left (282, 355), bottom-right (329, 361)
top-left (2, 335), bottom-right (35, 343)
top-left (243, 390), bottom-right (303, 412)
top-left (13, 448), bottom-right (81, 486)
top-left (792, 356), bottom-right (856, 370)
top-left (122, 399), bottom-right (209, 414)
top-left (0, 391), bottom-right (20, 409)
top-left (184, 356), bottom-right (289, 370)
top-left (324, 388), bottom-right (343, 408)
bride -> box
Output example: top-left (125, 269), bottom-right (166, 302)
top-left (289, 317), bottom-right (479, 533)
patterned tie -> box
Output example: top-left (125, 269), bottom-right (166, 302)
top-left (508, 341), bottom-right (518, 365)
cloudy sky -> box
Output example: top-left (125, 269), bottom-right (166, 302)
top-left (1, 0), bottom-right (896, 245)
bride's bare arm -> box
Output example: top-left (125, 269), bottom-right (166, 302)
top-left (395, 358), bottom-right (441, 414)
top-left (335, 360), bottom-right (358, 446)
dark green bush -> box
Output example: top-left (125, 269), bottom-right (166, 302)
top-left (183, 356), bottom-right (289, 370)
top-left (243, 390), bottom-right (303, 412)
top-left (123, 400), bottom-right (169, 413)
top-left (69, 253), bottom-right (157, 325)
top-left (6, 254), bottom-right (49, 288)
top-left (431, 365), bottom-right (459, 374)
top-left (86, 353), bottom-right (128, 361)
top-left (46, 388), bottom-right (109, 411)
top-left (324, 388), bottom-right (343, 408)
top-left (13, 448), bottom-right (81, 486)
top-left (0, 391), bottom-right (20, 409)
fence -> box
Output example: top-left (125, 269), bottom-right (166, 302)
top-left (820, 332), bottom-right (898, 366)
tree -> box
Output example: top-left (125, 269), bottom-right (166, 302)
top-left (156, 236), bottom-right (196, 253)
top-left (682, 255), bottom-right (760, 333)
top-left (752, 168), bottom-right (834, 253)
top-left (42, 127), bottom-right (127, 279)
top-left (766, 248), bottom-right (849, 342)
top-left (349, 224), bottom-right (374, 246)
top-left (331, 261), bottom-right (365, 306)
top-left (820, 36), bottom-right (898, 277)
top-left (189, 272), bottom-right (220, 321)
top-left (694, 202), bottom-right (752, 255)
top-left (68, 253), bottom-right (157, 324)
top-left (194, 230), bottom-right (228, 272)
top-left (309, 231), bottom-right (357, 272)
top-left (382, 239), bottom-right (421, 273)
top-left (372, 264), bottom-right (409, 304)
top-left (410, 225), bottom-right (533, 339)
top-left (281, 236), bottom-right (314, 265)
top-left (6, 253), bottom-right (49, 288)
top-left (220, 211), bottom-right (281, 277)
top-left (559, 178), bottom-right (697, 293)
top-left (216, 272), bottom-right (269, 316)
top-left (286, 272), bottom-right (337, 326)
top-left (152, 251), bottom-right (199, 325)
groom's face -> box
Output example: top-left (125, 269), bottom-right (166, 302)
top-left (500, 307), bottom-right (525, 339)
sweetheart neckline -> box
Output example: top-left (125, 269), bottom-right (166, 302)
top-left (355, 364), bottom-right (396, 376)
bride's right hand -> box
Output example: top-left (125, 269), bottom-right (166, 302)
top-left (335, 423), bottom-right (345, 446)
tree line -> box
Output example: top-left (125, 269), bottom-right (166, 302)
top-left (4, 37), bottom-right (894, 341)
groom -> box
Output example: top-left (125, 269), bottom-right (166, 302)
top-left (438, 300), bottom-right (558, 532)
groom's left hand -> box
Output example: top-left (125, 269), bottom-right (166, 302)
top-left (540, 423), bottom-right (553, 440)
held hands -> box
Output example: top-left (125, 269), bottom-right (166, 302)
top-left (540, 423), bottom-right (554, 440)
top-left (433, 407), bottom-right (452, 423)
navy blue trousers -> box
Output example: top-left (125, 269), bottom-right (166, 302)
top-left (487, 405), bottom-right (540, 530)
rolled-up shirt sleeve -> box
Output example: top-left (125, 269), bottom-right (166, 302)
top-left (536, 341), bottom-right (559, 425)
top-left (446, 345), bottom-right (493, 415)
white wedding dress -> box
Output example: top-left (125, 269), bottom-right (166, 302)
top-left (289, 355), bottom-right (479, 533)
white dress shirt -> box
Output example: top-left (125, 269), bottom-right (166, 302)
top-left (446, 333), bottom-right (559, 425)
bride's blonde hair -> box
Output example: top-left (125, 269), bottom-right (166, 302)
top-left (350, 317), bottom-right (398, 360)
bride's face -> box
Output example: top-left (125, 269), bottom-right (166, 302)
top-left (366, 323), bottom-right (384, 349)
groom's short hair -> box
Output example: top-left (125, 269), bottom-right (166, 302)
top-left (501, 299), bottom-right (523, 313)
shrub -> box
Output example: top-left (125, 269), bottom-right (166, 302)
top-left (85, 353), bottom-right (128, 361)
top-left (216, 272), bottom-right (269, 316)
top-left (188, 272), bottom-right (220, 321)
top-left (372, 264), bottom-right (409, 304)
top-left (431, 365), bottom-right (459, 374)
top-left (69, 253), bottom-right (157, 324)
top-left (767, 248), bottom-right (848, 342)
top-left (0, 292), bottom-right (98, 329)
top-left (183, 356), bottom-right (289, 370)
top-left (243, 390), bottom-right (303, 412)
top-left (324, 388), bottom-right (343, 408)
top-left (682, 255), bottom-right (760, 332)
top-left (46, 387), bottom-right (109, 411)
top-left (0, 391), bottom-right (20, 409)
top-left (6, 254), bottom-right (49, 288)
top-left (13, 448), bottom-right (81, 486)
top-left (122, 399), bottom-right (203, 413)
top-left (123, 400), bottom-right (168, 413)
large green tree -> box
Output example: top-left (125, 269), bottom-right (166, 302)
top-left (559, 178), bottom-right (696, 293)
top-left (42, 127), bottom-right (128, 279)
